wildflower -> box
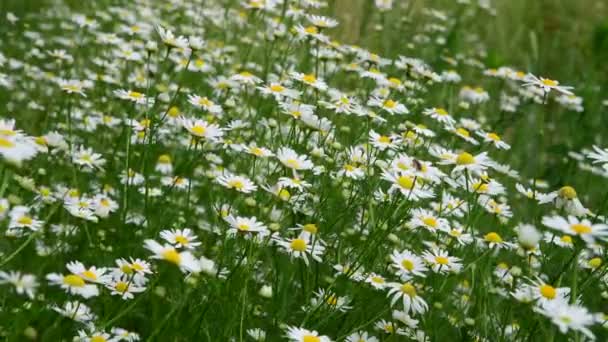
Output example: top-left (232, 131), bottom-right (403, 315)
top-left (277, 147), bottom-right (314, 171)
top-left (160, 228), bottom-right (201, 249)
top-left (113, 89), bottom-right (149, 104)
top-left (390, 249), bottom-right (427, 279)
top-left (143, 240), bottom-right (201, 273)
top-left (156, 25), bottom-right (189, 49)
top-left (534, 300), bottom-right (596, 339)
top-left (224, 215), bottom-right (269, 236)
top-left (285, 327), bottom-right (331, 342)
top-left (0, 271), bottom-right (38, 298)
top-left (46, 271), bottom-right (99, 298)
top-left (216, 172), bottom-right (258, 193)
top-left (542, 215), bottom-right (608, 245)
top-left (523, 74), bottom-right (574, 95)
top-left (387, 282), bottom-right (428, 315)
top-left (422, 249), bottom-right (462, 274)
top-left (181, 118), bottom-right (224, 141)
top-left (187, 94), bottom-right (223, 114)
top-left (51, 301), bottom-right (96, 323)
top-left (273, 234), bottom-right (325, 265)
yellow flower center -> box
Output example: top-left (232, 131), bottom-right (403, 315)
top-left (422, 217), bottom-right (437, 228)
top-left (168, 106), bottom-right (180, 118)
top-left (303, 336), bottom-right (320, 342)
top-left (571, 223), bottom-right (592, 235)
top-left (325, 294), bottom-right (338, 306)
top-left (302, 74), bottom-right (317, 84)
top-left (63, 274), bottom-right (85, 287)
top-left (0, 137), bottom-right (15, 148)
top-left (121, 265), bottom-right (133, 274)
top-left (115, 281), bottom-right (129, 293)
top-left (539, 284), bottom-right (556, 299)
top-left (400, 283), bottom-right (417, 297)
top-left (158, 154), bottom-right (171, 164)
top-left (435, 108), bottom-right (448, 115)
top-left (191, 125), bottom-right (207, 136)
top-left (397, 175), bottom-right (415, 190)
top-left (285, 159), bottom-right (300, 169)
top-left (401, 259), bottom-right (414, 271)
top-left (303, 223), bottom-right (318, 234)
top-left (435, 256), bottom-right (449, 265)
top-left (128, 91), bottom-right (143, 99)
top-left (541, 79), bottom-right (558, 87)
top-left (588, 258), bottom-right (602, 268)
top-left (456, 152), bottom-right (475, 165)
top-left (270, 84), bottom-right (285, 92)
top-left (378, 135), bottom-right (391, 144)
top-left (237, 223), bottom-right (250, 231)
top-left (485, 232), bottom-right (503, 243)
top-left (455, 127), bottom-right (470, 137)
top-left (558, 186), bottom-right (577, 199)
top-left (371, 276), bottom-right (385, 283)
top-left (17, 216), bottom-right (33, 225)
top-left (560, 235), bottom-right (573, 244)
top-left (91, 336), bottom-right (108, 342)
top-left (175, 235), bottom-right (189, 245)
top-left (81, 270), bottom-right (97, 280)
top-left (487, 132), bottom-right (501, 141)
top-left (290, 238), bottom-right (307, 252)
top-left (304, 26), bottom-right (318, 35)
top-left (383, 99), bottom-right (396, 109)
top-left (162, 249), bottom-right (181, 265)
top-left (228, 179), bottom-right (245, 190)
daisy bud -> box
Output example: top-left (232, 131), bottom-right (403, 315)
top-left (259, 285), bottom-right (272, 298)
top-left (269, 223), bottom-right (280, 232)
top-left (244, 198), bottom-right (257, 207)
top-left (388, 233), bottom-right (400, 244)
top-left (23, 327), bottom-right (37, 340)
top-left (465, 318), bottom-right (475, 326)
top-left (154, 286), bottom-right (166, 298)
top-left (510, 266), bottom-right (522, 277)
top-left (517, 224), bottom-right (541, 250)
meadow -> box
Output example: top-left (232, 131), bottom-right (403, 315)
top-left (1, 0), bottom-right (608, 341)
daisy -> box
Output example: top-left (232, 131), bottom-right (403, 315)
top-left (224, 215), bottom-right (269, 236)
top-left (367, 97), bottom-right (409, 115)
top-left (422, 107), bottom-right (455, 127)
top-left (451, 127), bottom-right (479, 145)
top-left (187, 94), bottom-right (223, 114)
top-left (512, 277), bottom-right (569, 305)
top-left (381, 171), bottom-right (434, 201)
top-left (113, 258), bottom-right (153, 277)
top-left (408, 208), bottom-right (449, 232)
top-left (51, 301), bottom-right (96, 323)
top-left (59, 79), bottom-right (87, 97)
top-left (216, 172), bottom-right (258, 193)
top-left (444, 151), bottom-right (492, 176)
top-left (72, 145), bottom-right (106, 170)
top-left (46, 272), bottom-right (99, 298)
top-left (387, 281), bottom-right (428, 315)
top-left (181, 118), bottom-right (224, 141)
top-left (290, 72), bottom-right (328, 91)
top-left (0, 271), bottom-right (38, 298)
top-left (242, 144), bottom-right (274, 158)
top-left (422, 249), bottom-right (462, 274)
top-left (273, 234), bottom-right (325, 265)
top-left (306, 14), bottom-right (338, 28)
top-left (390, 249), bottom-right (427, 279)
top-left (542, 215), bottom-right (608, 245)
top-left (230, 71), bottom-right (262, 85)
top-left (105, 275), bottom-right (146, 300)
top-left (285, 326), bottom-right (331, 342)
top-left (346, 331), bottom-right (378, 342)
top-left (365, 273), bottom-right (388, 290)
top-left (156, 25), bottom-right (189, 49)
top-left (66, 261), bottom-right (110, 284)
top-left (160, 228), bottom-right (201, 249)
top-left (369, 130), bottom-right (401, 151)
top-left (476, 131), bottom-right (510, 149)
top-left (277, 147), bottom-right (314, 171)
top-left (483, 231), bottom-right (515, 250)
top-left (113, 89), bottom-right (148, 104)
top-left (534, 300), bottom-right (596, 339)
top-left (155, 154), bottom-right (173, 174)
top-left (8, 206), bottom-right (43, 235)
top-left (143, 239), bottom-right (201, 273)
top-left (523, 74), bottom-right (574, 95)
top-left (258, 82), bottom-right (300, 99)
top-left (586, 145), bottom-right (608, 168)
top-left (310, 288), bottom-right (352, 312)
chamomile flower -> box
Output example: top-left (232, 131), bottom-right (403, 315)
top-left (369, 130), bottom-right (402, 151)
top-left (181, 118), bottom-right (224, 141)
top-left (143, 239), bottom-right (201, 273)
top-left (381, 171), bottom-right (434, 200)
top-left (476, 131), bottom-right (510, 149)
top-left (523, 74), bottom-right (574, 95)
top-left (408, 208), bottom-right (449, 232)
top-left (113, 89), bottom-right (149, 104)
top-left (160, 228), bottom-right (201, 249)
top-left (216, 172), bottom-right (258, 193)
top-left (277, 147), bottom-right (314, 171)
top-left (105, 275), bottom-right (146, 300)
top-left (387, 281), bottom-right (428, 315)
top-left (156, 25), bottom-right (189, 49)
top-left (52, 301), bottom-right (96, 323)
top-left (367, 97), bottom-right (409, 115)
top-left (542, 215), bottom-right (608, 245)
top-left (423, 107), bottom-right (455, 126)
top-left (224, 215), bottom-right (269, 236)
top-left (290, 72), bottom-right (328, 91)
top-left (46, 272), bottom-right (99, 298)
top-left (273, 234), bottom-right (325, 265)
top-left (66, 261), bottom-right (110, 284)
top-left (0, 271), bottom-right (38, 298)
top-left (187, 94), bottom-right (223, 114)
top-left (534, 300), bottom-right (596, 339)
top-left (390, 249), bottom-right (427, 279)
top-left (422, 249), bottom-right (462, 274)
top-left (285, 327), bottom-right (331, 342)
